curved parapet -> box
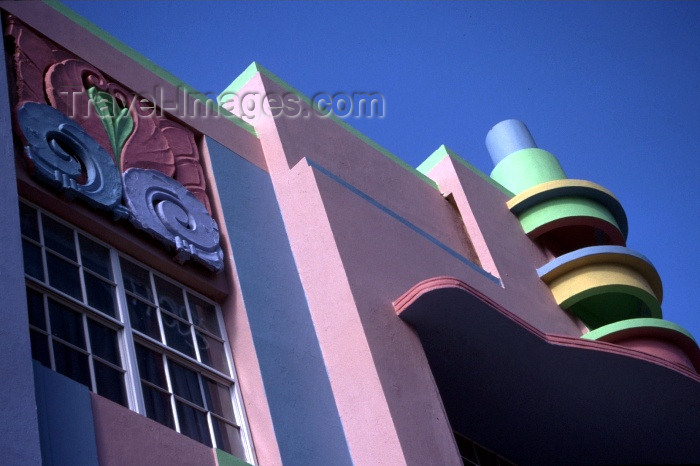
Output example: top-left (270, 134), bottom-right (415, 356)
top-left (582, 318), bottom-right (700, 373)
top-left (537, 246), bottom-right (662, 329)
top-left (487, 120), bottom-right (626, 254)
top-left (485, 120), bottom-right (696, 374)
top-left (392, 276), bottom-right (700, 462)
top-left (507, 179), bottom-right (628, 247)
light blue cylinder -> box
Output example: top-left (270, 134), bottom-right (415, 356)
top-left (486, 119), bottom-right (537, 166)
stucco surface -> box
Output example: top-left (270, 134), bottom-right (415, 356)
top-left (233, 72), bottom-right (481, 267)
top-left (91, 394), bottom-right (217, 466)
top-left (426, 153), bottom-right (584, 336)
top-left (207, 137), bottom-right (352, 466)
top-left (0, 27), bottom-right (42, 465)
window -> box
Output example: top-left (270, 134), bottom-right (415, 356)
top-left (20, 201), bottom-right (250, 461)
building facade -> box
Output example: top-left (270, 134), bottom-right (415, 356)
top-left (1, 3), bottom-right (698, 465)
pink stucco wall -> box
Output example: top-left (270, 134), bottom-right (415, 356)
top-left (425, 155), bottom-right (584, 336)
top-left (91, 394), bottom-right (217, 466)
top-left (228, 68), bottom-right (586, 463)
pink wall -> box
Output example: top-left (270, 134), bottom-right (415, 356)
top-left (229, 73), bottom-right (481, 267)
top-left (425, 155), bottom-right (584, 336)
top-left (224, 61), bottom-right (594, 463)
top-left (91, 394), bottom-right (217, 466)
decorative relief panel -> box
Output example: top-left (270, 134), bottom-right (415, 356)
top-left (6, 16), bottom-right (223, 272)
top-left (5, 16), bottom-right (211, 212)
top-left (123, 168), bottom-right (224, 272)
top-left (17, 102), bottom-right (128, 218)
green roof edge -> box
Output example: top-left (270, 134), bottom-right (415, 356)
top-left (582, 317), bottom-right (697, 344)
top-left (418, 145), bottom-right (513, 196)
top-left (46, 0), bottom-right (257, 137)
top-left (219, 62), bottom-right (439, 190)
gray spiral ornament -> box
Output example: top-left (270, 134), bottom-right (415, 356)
top-left (17, 102), bottom-right (128, 218)
top-left (122, 168), bottom-right (224, 272)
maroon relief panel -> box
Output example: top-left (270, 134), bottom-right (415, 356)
top-left (4, 15), bottom-right (211, 213)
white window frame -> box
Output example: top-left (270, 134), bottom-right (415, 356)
top-left (20, 199), bottom-right (256, 464)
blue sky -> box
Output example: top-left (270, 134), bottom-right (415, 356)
top-left (62, 1), bottom-right (700, 338)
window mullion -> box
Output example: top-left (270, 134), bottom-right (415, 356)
top-left (148, 271), bottom-right (164, 344)
top-left (229, 381), bottom-right (255, 462)
top-left (82, 313), bottom-right (98, 394)
top-left (42, 293), bottom-right (56, 371)
top-left (184, 290), bottom-right (202, 364)
top-left (197, 372), bottom-right (218, 449)
top-left (75, 230), bottom-right (99, 395)
top-left (163, 355), bottom-right (181, 433)
top-left (74, 229), bottom-right (87, 305)
top-left (37, 211), bottom-right (48, 285)
top-left (112, 250), bottom-right (146, 415)
top-left (213, 303), bottom-right (233, 378)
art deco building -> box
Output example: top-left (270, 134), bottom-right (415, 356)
top-left (1, 2), bottom-right (698, 465)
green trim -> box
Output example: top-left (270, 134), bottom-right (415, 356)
top-left (562, 284), bottom-right (662, 330)
top-left (507, 180), bottom-right (628, 239)
top-left (417, 145), bottom-right (514, 196)
top-left (44, 0), bottom-right (256, 137)
top-left (219, 62), bottom-right (262, 100)
top-left (415, 146), bottom-right (448, 175)
top-left (517, 197), bottom-right (620, 234)
top-left (87, 87), bottom-right (133, 165)
top-left (214, 449), bottom-right (252, 466)
top-left (490, 148), bottom-right (566, 194)
top-left (582, 317), bottom-right (697, 343)
top-left (219, 62), bottom-right (439, 190)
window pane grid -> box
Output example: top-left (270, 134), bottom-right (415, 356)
top-left (20, 201), bottom-right (249, 461)
top-left (26, 281), bottom-right (123, 329)
top-left (194, 323), bottom-right (226, 343)
top-left (125, 289), bottom-right (153, 304)
top-left (134, 336), bottom-right (240, 451)
top-left (83, 268), bottom-right (118, 287)
top-left (47, 335), bottom-right (90, 356)
top-left (22, 210), bottom-right (117, 321)
top-left (92, 355), bottom-right (126, 374)
top-left (173, 393), bottom-right (208, 414)
top-left (135, 334), bottom-right (235, 385)
top-left (45, 242), bottom-right (80, 266)
top-left (123, 259), bottom-right (228, 374)
top-left (21, 235), bottom-right (42, 248)
top-left (26, 286), bottom-right (127, 406)
top-left (141, 378), bottom-right (169, 393)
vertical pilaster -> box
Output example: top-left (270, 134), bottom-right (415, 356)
top-left (0, 27), bottom-right (43, 465)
